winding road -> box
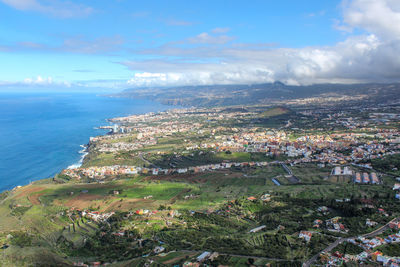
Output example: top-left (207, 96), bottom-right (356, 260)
top-left (303, 217), bottom-right (400, 267)
top-left (138, 152), bottom-right (159, 168)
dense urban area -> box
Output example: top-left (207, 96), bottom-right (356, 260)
top-left (1, 85), bottom-right (400, 267)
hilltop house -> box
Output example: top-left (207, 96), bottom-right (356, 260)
top-left (299, 231), bottom-right (312, 242)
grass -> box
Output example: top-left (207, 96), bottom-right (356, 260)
top-left (122, 182), bottom-right (193, 200)
top-left (290, 163), bottom-right (331, 183)
top-left (0, 161), bottom-right (397, 265)
top-left (0, 204), bottom-right (21, 232)
top-left (154, 251), bottom-right (199, 265)
top-left (1, 246), bottom-right (73, 267)
top-left (376, 243), bottom-right (400, 257)
top-left (107, 135), bottom-right (137, 144)
top-left (216, 152), bottom-right (252, 161)
top-left (260, 107), bottom-right (291, 118)
top-left (149, 151), bottom-right (283, 169)
top-left (82, 152), bottom-right (146, 167)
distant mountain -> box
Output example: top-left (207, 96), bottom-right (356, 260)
top-left (115, 82), bottom-right (400, 107)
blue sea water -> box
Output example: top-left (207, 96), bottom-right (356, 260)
top-left (0, 92), bottom-right (172, 192)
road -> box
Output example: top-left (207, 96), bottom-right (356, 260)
top-left (281, 163), bottom-right (301, 183)
top-left (138, 152), bottom-right (159, 168)
top-left (362, 217), bottom-right (398, 238)
top-left (178, 250), bottom-right (291, 262)
top-left (281, 163), bottom-right (293, 175)
top-left (303, 217), bottom-right (400, 267)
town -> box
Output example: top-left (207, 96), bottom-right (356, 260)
top-left (3, 0), bottom-right (400, 266)
top-left (1, 102), bottom-right (400, 267)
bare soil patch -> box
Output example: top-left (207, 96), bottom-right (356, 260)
top-left (28, 192), bottom-right (45, 205)
top-left (15, 186), bottom-right (46, 199)
top-left (65, 193), bottom-right (104, 209)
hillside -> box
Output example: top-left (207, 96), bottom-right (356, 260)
top-left (260, 107), bottom-right (291, 118)
top-left (1, 99), bottom-right (400, 266)
top-left (116, 82), bottom-right (400, 107)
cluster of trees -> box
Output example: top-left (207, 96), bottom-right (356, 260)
top-left (372, 154), bottom-right (400, 174)
top-left (56, 211), bottom-right (150, 262)
top-left (260, 235), bottom-right (291, 258)
top-left (379, 243), bottom-right (400, 257)
top-left (183, 210), bottom-right (246, 229)
top-left (335, 242), bottom-right (363, 255)
top-left (9, 232), bottom-right (32, 247)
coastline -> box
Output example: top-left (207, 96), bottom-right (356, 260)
top-left (67, 144), bottom-right (89, 169)
top-left (0, 93), bottom-right (175, 194)
top-left (2, 120), bottom-right (114, 194)
top-left (67, 119), bottom-right (119, 170)
top-left (3, 119), bottom-right (124, 193)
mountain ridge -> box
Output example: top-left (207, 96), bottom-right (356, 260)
top-left (116, 82), bottom-right (400, 107)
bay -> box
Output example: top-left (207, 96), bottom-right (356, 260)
top-left (0, 92), bottom-right (172, 192)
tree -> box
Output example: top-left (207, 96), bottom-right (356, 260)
top-left (10, 232), bottom-right (32, 247)
top-left (248, 258), bottom-right (255, 265)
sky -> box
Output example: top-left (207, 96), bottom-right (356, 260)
top-left (1, 0), bottom-right (400, 92)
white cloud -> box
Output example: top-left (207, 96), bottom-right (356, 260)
top-left (187, 32), bottom-right (235, 45)
top-left (3, 0), bottom-right (400, 89)
top-left (0, 0), bottom-right (93, 18)
top-left (164, 18), bottom-right (193, 26)
top-left (2, 35), bottom-right (124, 54)
top-left (332, 18), bottom-right (353, 33)
top-left (126, 68), bottom-right (275, 87)
top-left (23, 76), bottom-right (53, 85)
top-left (341, 0), bottom-right (400, 40)
top-left (1, 0), bottom-right (37, 10)
top-left (0, 75), bottom-right (71, 87)
top-left (124, 32), bottom-right (397, 86)
top-left (61, 35), bottom-right (124, 54)
top-left (122, 0), bottom-right (400, 87)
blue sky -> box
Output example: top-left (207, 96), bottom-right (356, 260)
top-left (1, 0), bottom-right (399, 91)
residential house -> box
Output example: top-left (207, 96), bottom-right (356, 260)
top-left (299, 231), bottom-right (313, 242)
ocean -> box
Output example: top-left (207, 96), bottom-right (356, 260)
top-left (0, 92), bottom-right (172, 192)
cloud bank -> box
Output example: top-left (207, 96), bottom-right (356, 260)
top-left (2, 0), bottom-right (400, 90)
top-left (0, 76), bottom-right (71, 88)
top-left (125, 0), bottom-right (400, 87)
